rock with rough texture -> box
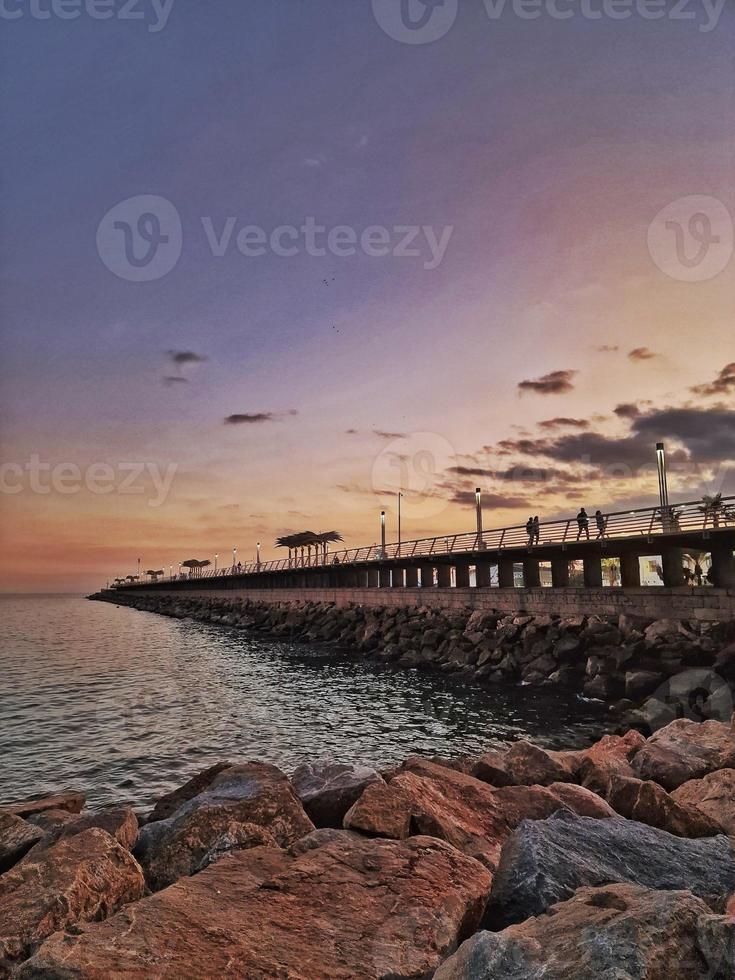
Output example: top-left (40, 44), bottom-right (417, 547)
top-left (134, 761), bottom-right (314, 889)
top-left (27, 807), bottom-right (139, 857)
top-left (0, 813), bottom-right (44, 873)
top-left (606, 774), bottom-right (723, 837)
top-left (486, 810), bottom-right (735, 928)
top-left (147, 760), bottom-right (232, 822)
top-left (3, 791), bottom-right (85, 819)
top-left (291, 760), bottom-right (384, 827)
top-left (436, 883), bottom-right (735, 980)
top-left (577, 730), bottom-right (646, 794)
top-left (20, 835), bottom-right (492, 979)
top-left (501, 740), bottom-right (579, 786)
top-left (632, 718), bottom-right (735, 790)
top-left (0, 828), bottom-right (145, 970)
top-left (345, 758), bottom-right (614, 870)
top-left (672, 768), bottom-right (735, 834)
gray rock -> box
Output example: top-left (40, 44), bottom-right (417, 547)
top-left (485, 810), bottom-right (735, 928)
top-left (0, 813), bottom-right (44, 873)
top-left (290, 761), bottom-right (384, 828)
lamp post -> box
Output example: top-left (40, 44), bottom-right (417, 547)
top-left (214, 553), bottom-right (218, 573)
top-left (380, 510), bottom-right (386, 557)
top-left (475, 487), bottom-right (484, 549)
top-left (397, 492), bottom-right (402, 557)
top-left (257, 542), bottom-right (261, 570)
top-left (233, 546), bottom-right (237, 572)
top-left (137, 557), bottom-right (141, 581)
top-left (169, 564), bottom-right (173, 580)
top-left (656, 443), bottom-right (669, 509)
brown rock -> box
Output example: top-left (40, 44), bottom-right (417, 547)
top-left (672, 769), bottom-right (735, 834)
top-left (345, 758), bottom-right (614, 871)
top-left (134, 762), bottom-right (314, 889)
top-left (577, 730), bottom-right (647, 794)
top-left (607, 774), bottom-right (723, 837)
top-left (0, 828), bottom-right (145, 971)
top-left (466, 750), bottom-right (513, 786)
top-left (501, 740), bottom-right (580, 786)
top-left (3, 791), bottom-right (85, 819)
top-left (20, 835), bottom-right (492, 979)
top-left (0, 813), bottom-right (44, 873)
top-left (291, 760), bottom-right (384, 827)
top-left (435, 883), bottom-right (735, 979)
top-left (147, 760), bottom-right (232, 822)
top-left (632, 719), bottom-right (735, 790)
top-left (27, 807), bottom-right (139, 857)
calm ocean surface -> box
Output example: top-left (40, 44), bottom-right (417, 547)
top-left (0, 595), bottom-right (612, 808)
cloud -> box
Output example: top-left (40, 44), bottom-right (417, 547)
top-left (628, 347), bottom-right (658, 361)
top-left (614, 402), bottom-right (641, 419)
top-left (163, 376), bottom-right (188, 386)
top-left (447, 488), bottom-right (530, 508)
top-left (517, 369), bottom-right (577, 396)
top-left (224, 410), bottom-right (298, 425)
top-left (373, 429), bottom-right (407, 440)
top-left (538, 417), bottom-right (589, 430)
top-left (594, 345), bottom-right (619, 353)
top-left (633, 407), bottom-right (735, 462)
top-left (166, 350), bottom-right (207, 366)
top-left (691, 363), bottom-right (735, 398)
top-left (447, 464), bottom-right (586, 484)
top-left (345, 428), bottom-right (358, 435)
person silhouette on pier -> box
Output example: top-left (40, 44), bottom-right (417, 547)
top-left (526, 516), bottom-right (534, 546)
top-left (595, 509), bottom-right (606, 539)
top-left (576, 508), bottom-right (590, 540)
top-left (533, 515), bottom-right (540, 544)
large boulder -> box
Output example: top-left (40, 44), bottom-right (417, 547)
top-left (485, 811), bottom-right (735, 928)
top-left (672, 769), bottom-right (735, 834)
top-left (606, 774), bottom-right (723, 837)
top-left (291, 760), bottom-right (384, 827)
top-left (147, 761), bottom-right (232, 822)
top-left (20, 835), bottom-right (492, 979)
top-left (435, 883), bottom-right (735, 980)
top-left (0, 828), bottom-right (145, 971)
top-left (26, 807), bottom-right (138, 857)
top-left (576, 730), bottom-right (646, 795)
top-left (344, 758), bottom-right (614, 871)
top-left (500, 740), bottom-right (579, 786)
top-left (0, 813), bottom-right (44, 873)
top-left (3, 791), bottom-right (85, 819)
top-left (632, 719), bottom-right (735, 790)
top-left (134, 762), bottom-right (314, 889)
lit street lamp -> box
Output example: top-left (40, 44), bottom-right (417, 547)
top-left (656, 443), bottom-right (669, 509)
top-left (257, 542), bottom-right (261, 570)
top-left (214, 553), bottom-right (218, 572)
top-left (475, 487), bottom-right (484, 549)
top-left (380, 510), bottom-right (386, 557)
top-left (233, 546), bottom-right (237, 572)
top-left (397, 492), bottom-right (403, 557)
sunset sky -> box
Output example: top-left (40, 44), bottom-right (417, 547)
top-left (1, 1), bottom-right (733, 592)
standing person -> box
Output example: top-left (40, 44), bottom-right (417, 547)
top-left (526, 516), bottom-right (534, 546)
top-left (595, 509), bottom-right (606, 539)
top-left (576, 508), bottom-right (590, 540)
top-left (533, 515), bottom-right (540, 544)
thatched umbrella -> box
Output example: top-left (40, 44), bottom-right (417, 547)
top-left (314, 531), bottom-right (343, 563)
top-left (276, 533), bottom-right (300, 567)
top-left (145, 569), bottom-right (164, 582)
top-left (182, 558), bottom-right (210, 578)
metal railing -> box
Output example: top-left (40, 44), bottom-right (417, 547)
top-left (114, 495), bottom-right (735, 587)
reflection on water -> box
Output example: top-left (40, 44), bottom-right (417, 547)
top-left (0, 595), bottom-right (611, 808)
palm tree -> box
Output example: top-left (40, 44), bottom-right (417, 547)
top-left (700, 493), bottom-right (724, 528)
top-left (314, 530), bottom-right (343, 563)
top-left (145, 569), bottom-right (164, 582)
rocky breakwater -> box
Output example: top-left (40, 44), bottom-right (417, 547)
top-left (4, 716), bottom-right (735, 977)
top-left (93, 590), bottom-right (735, 713)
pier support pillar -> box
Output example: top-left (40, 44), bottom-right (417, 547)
top-left (436, 565), bottom-right (452, 588)
top-left (497, 557), bottom-right (515, 588)
top-left (419, 564), bottom-right (435, 587)
top-left (379, 568), bottom-right (391, 588)
top-left (475, 561), bottom-right (493, 587)
top-left (522, 558), bottom-right (541, 588)
top-left (583, 556), bottom-right (603, 588)
top-left (551, 557), bottom-right (570, 588)
top-left (661, 547), bottom-right (686, 587)
top-left (454, 563), bottom-right (470, 588)
top-left (367, 569), bottom-right (380, 588)
top-left (620, 553), bottom-right (641, 588)
top-left (405, 566), bottom-right (419, 587)
top-left (392, 568), bottom-right (405, 587)
top-left (710, 541), bottom-right (735, 588)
